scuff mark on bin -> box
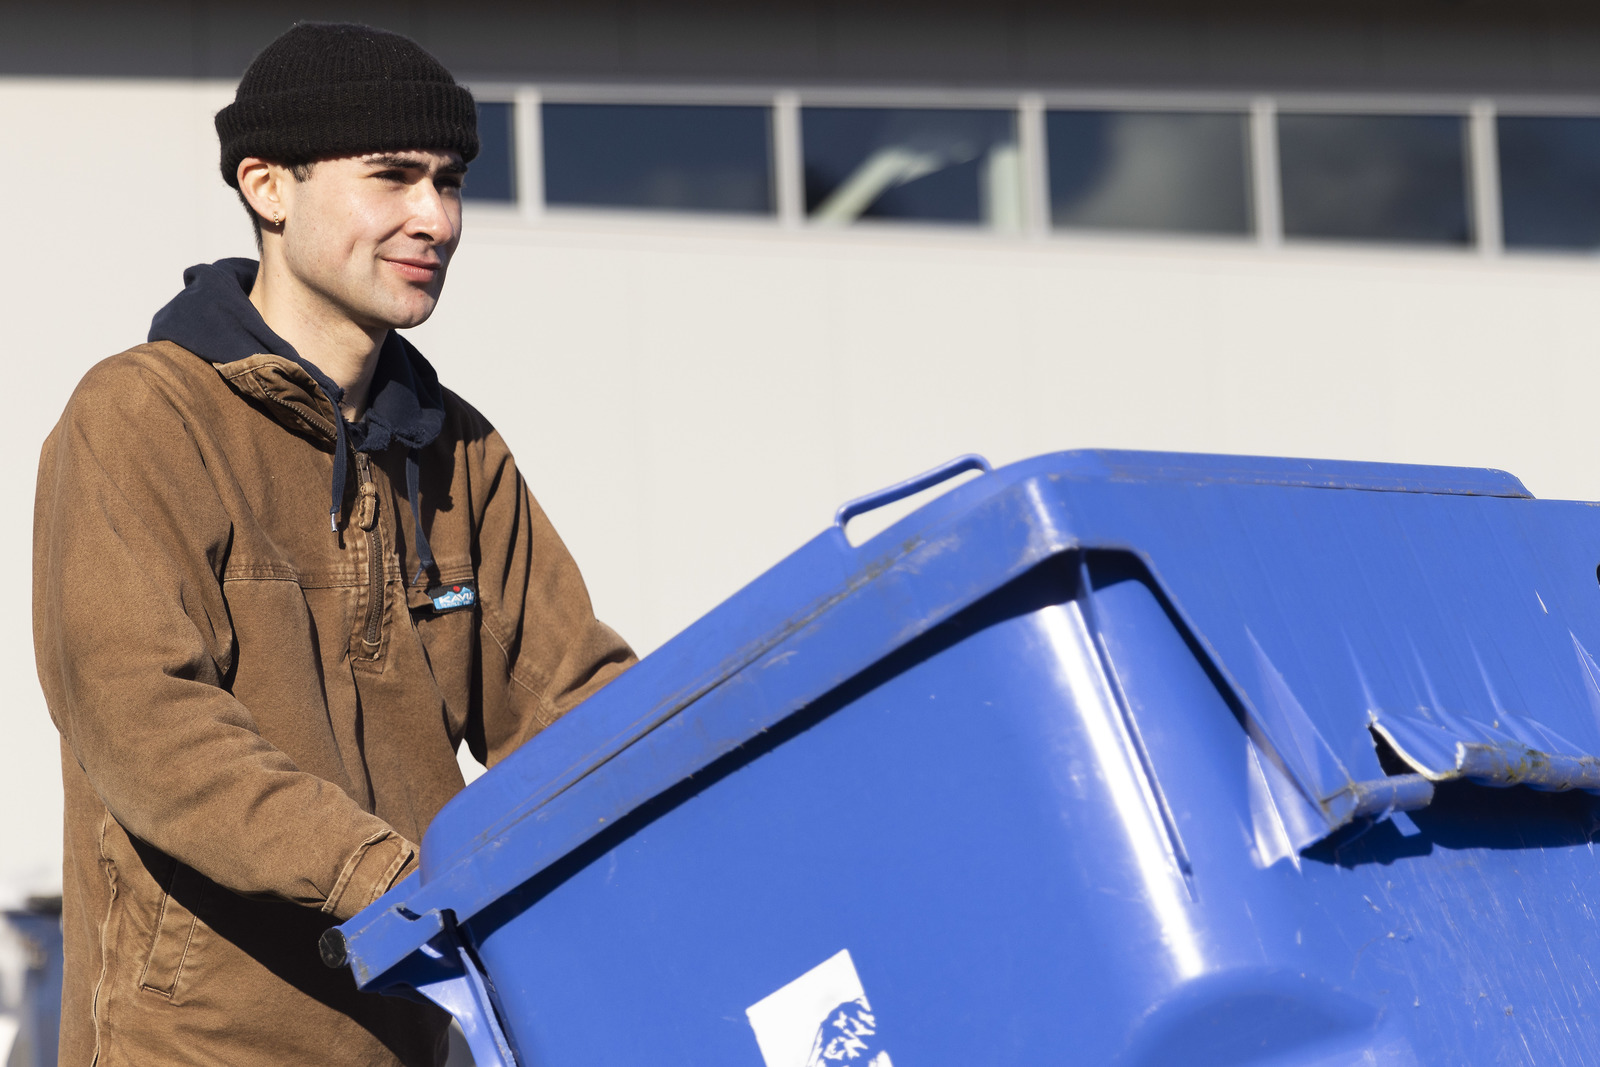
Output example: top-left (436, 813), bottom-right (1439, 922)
top-left (1244, 631), bottom-right (1434, 847)
top-left (1571, 632), bottom-right (1600, 737)
top-left (1247, 630), bottom-right (1356, 826)
top-left (1246, 737), bottom-right (1311, 868)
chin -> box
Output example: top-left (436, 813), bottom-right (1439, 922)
top-left (377, 295), bottom-right (439, 331)
top-left (392, 310), bottom-right (435, 330)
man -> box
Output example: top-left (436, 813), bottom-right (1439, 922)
top-left (32, 23), bottom-right (634, 1066)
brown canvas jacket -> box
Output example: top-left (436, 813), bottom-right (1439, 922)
top-left (33, 340), bottom-right (634, 1065)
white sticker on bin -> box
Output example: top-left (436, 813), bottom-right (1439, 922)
top-left (746, 949), bottom-right (893, 1067)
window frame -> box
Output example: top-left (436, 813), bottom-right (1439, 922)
top-left (459, 81), bottom-right (1600, 259)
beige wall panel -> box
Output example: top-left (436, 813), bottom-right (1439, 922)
top-left (414, 224), bottom-right (1600, 670)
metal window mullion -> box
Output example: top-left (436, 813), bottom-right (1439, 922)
top-left (1469, 99), bottom-right (1503, 255)
top-left (1250, 97), bottom-right (1282, 246)
top-left (773, 91), bottom-right (804, 228)
top-left (1018, 93), bottom-right (1050, 238)
top-left (515, 86), bottom-right (544, 220)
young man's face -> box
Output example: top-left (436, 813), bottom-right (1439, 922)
top-left (273, 150), bottom-right (466, 331)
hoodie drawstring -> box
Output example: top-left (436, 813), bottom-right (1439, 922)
top-left (332, 435), bottom-right (437, 588)
top-left (329, 416), bottom-right (351, 532)
top-left (406, 448), bottom-right (436, 586)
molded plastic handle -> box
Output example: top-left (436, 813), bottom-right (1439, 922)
top-left (834, 453), bottom-right (993, 528)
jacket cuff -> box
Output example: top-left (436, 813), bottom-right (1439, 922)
top-left (323, 830), bottom-right (419, 920)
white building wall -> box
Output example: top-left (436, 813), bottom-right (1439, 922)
top-left (5, 76), bottom-right (1600, 891)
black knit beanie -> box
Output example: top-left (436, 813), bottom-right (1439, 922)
top-left (216, 22), bottom-right (479, 188)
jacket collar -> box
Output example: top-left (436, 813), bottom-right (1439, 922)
top-left (212, 354), bottom-right (341, 440)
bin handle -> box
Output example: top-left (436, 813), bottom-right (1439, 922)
top-left (834, 453), bottom-right (993, 529)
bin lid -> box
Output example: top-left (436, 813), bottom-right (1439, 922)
top-left (341, 449), bottom-right (1600, 987)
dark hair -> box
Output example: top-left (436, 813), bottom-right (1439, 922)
top-left (237, 161), bottom-right (315, 252)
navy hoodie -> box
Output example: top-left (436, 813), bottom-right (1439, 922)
top-left (149, 257), bottom-right (448, 580)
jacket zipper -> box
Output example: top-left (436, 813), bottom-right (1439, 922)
top-left (256, 384), bottom-right (337, 440)
top-left (353, 452), bottom-right (385, 650)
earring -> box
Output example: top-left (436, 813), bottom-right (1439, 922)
top-left (272, 211), bottom-right (283, 225)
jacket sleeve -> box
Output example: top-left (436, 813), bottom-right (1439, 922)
top-left (463, 413), bottom-right (636, 768)
top-left (33, 360), bottom-right (414, 920)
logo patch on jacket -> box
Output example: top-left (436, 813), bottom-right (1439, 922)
top-left (427, 583), bottom-right (477, 614)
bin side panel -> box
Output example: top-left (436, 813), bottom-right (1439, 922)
top-left (1093, 561), bottom-right (1600, 1066)
top-left (458, 549), bottom-right (1600, 1066)
top-left (467, 559), bottom-right (1196, 1066)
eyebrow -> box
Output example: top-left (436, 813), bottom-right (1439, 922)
top-left (365, 154), bottom-right (469, 176)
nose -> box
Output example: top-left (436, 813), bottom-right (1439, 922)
top-left (406, 178), bottom-right (458, 246)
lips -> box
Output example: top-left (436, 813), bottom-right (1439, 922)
top-left (385, 258), bottom-right (442, 283)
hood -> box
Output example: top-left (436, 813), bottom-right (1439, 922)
top-left (149, 258), bottom-right (446, 453)
top-left (149, 258), bottom-right (448, 583)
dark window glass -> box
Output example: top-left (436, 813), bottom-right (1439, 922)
top-left (1498, 115), bottom-right (1600, 251)
top-left (542, 103), bottom-right (773, 214)
top-left (801, 108), bottom-right (1021, 227)
top-left (1278, 113), bottom-right (1470, 245)
top-left (464, 101), bottom-right (516, 203)
top-left (1047, 110), bottom-right (1252, 235)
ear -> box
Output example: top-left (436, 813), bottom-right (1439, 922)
top-left (237, 158), bottom-right (286, 224)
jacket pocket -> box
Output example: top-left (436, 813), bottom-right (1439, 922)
top-left (139, 861), bottom-right (202, 997)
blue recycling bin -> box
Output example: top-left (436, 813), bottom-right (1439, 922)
top-left (332, 450), bottom-right (1600, 1066)
top-left (5, 905), bottom-right (63, 1067)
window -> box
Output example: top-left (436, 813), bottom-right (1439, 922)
top-left (542, 103), bottom-right (774, 214)
top-left (1047, 110), bottom-right (1252, 236)
top-left (1498, 115), bottom-right (1600, 252)
top-left (465, 85), bottom-right (1600, 259)
top-left (464, 101), bottom-right (516, 203)
top-left (801, 107), bottom-right (1021, 228)
top-left (1277, 113), bottom-right (1471, 245)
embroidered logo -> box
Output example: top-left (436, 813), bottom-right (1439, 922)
top-left (746, 950), bottom-right (893, 1067)
top-left (427, 583), bottom-right (477, 613)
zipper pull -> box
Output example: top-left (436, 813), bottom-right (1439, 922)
top-left (353, 453), bottom-right (379, 531)
top-left (354, 482), bottom-right (378, 531)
